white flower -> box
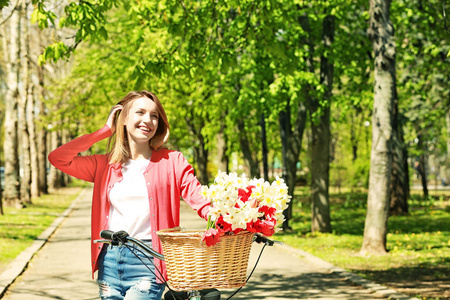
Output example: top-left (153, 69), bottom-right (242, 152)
top-left (203, 172), bottom-right (292, 233)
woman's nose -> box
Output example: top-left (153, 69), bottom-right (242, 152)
top-left (143, 113), bottom-right (151, 122)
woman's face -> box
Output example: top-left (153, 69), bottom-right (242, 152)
top-left (123, 97), bottom-right (159, 145)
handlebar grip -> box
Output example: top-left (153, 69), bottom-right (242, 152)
top-left (254, 233), bottom-right (273, 245)
top-left (100, 230), bottom-right (129, 243)
top-left (98, 230), bottom-right (165, 261)
top-left (254, 233), bottom-right (283, 246)
top-left (100, 230), bottom-right (115, 240)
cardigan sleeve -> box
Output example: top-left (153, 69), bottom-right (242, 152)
top-left (176, 152), bottom-right (210, 219)
top-left (48, 125), bottom-right (113, 183)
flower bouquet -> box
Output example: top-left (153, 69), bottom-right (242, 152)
top-left (201, 171), bottom-right (291, 246)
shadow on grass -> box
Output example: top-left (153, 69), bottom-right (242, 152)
top-left (354, 262), bottom-right (450, 299)
top-left (388, 213), bottom-right (449, 234)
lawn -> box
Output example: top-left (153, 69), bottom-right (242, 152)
top-left (277, 187), bottom-right (450, 300)
top-left (0, 184), bottom-right (85, 271)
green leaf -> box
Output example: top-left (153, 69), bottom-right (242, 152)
top-left (31, 9), bottom-right (39, 24)
top-left (98, 27), bottom-right (108, 39)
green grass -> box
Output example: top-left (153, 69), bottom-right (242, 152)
top-left (278, 188), bottom-right (450, 300)
top-left (0, 184), bottom-right (85, 271)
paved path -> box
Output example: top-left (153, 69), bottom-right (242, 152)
top-left (0, 187), bottom-right (418, 300)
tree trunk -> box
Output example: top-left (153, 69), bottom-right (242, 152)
top-left (3, 3), bottom-right (22, 207)
top-left (237, 119), bottom-right (260, 178)
top-left (28, 85), bottom-right (39, 198)
top-left (277, 12), bottom-right (314, 231)
top-left (217, 122), bottom-right (229, 173)
top-left (310, 14), bottom-right (334, 234)
top-left (279, 96), bottom-right (307, 231)
top-left (350, 113), bottom-right (359, 162)
top-left (389, 103), bottom-right (409, 215)
top-left (418, 151), bottom-right (428, 198)
top-left (192, 137), bottom-right (209, 185)
top-left (233, 82), bottom-right (260, 178)
top-left (310, 115), bottom-right (332, 233)
top-left (28, 11), bottom-right (40, 198)
top-left (48, 129), bottom-right (62, 191)
top-left (260, 113), bottom-right (269, 181)
top-left (279, 109), bottom-right (294, 231)
top-left (36, 22), bottom-right (50, 194)
top-left (19, 0), bottom-right (31, 204)
top-left (361, 0), bottom-right (396, 255)
top-left (446, 109), bottom-right (450, 185)
top-left (184, 108), bottom-right (209, 185)
top-left (36, 59), bottom-right (48, 195)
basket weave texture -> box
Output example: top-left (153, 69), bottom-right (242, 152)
top-left (157, 230), bottom-right (254, 291)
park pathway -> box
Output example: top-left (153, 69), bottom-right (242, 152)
top-left (1, 187), bottom-right (417, 300)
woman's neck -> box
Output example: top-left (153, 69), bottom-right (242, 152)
top-left (129, 141), bottom-right (152, 160)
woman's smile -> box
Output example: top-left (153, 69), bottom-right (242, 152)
top-left (138, 125), bottom-right (152, 134)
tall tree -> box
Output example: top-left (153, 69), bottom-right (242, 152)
top-left (2, 2), bottom-right (22, 208)
top-left (260, 112), bottom-right (269, 181)
top-left (278, 96), bottom-right (307, 230)
top-left (216, 114), bottom-right (230, 174)
top-left (361, 0), bottom-right (397, 255)
top-left (27, 84), bottom-right (39, 198)
top-left (184, 93), bottom-right (210, 185)
top-left (18, 0), bottom-right (32, 204)
top-left (310, 13), bottom-right (335, 233)
top-left (36, 58), bottom-right (48, 195)
top-left (393, 0), bottom-right (449, 199)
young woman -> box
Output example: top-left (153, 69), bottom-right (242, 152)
top-left (48, 91), bottom-right (210, 300)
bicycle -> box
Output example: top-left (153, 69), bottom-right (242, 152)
top-left (95, 229), bottom-right (281, 300)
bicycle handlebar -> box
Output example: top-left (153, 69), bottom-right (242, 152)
top-left (96, 230), bottom-right (165, 261)
top-left (95, 230), bottom-right (281, 262)
top-left (254, 233), bottom-right (283, 246)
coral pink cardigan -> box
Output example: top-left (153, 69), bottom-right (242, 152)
top-left (48, 125), bottom-right (210, 283)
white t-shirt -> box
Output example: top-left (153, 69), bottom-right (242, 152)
top-left (108, 159), bottom-right (152, 240)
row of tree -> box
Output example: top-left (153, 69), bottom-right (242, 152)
top-left (0, 0), bottom-right (76, 214)
top-left (0, 0), bottom-right (448, 255)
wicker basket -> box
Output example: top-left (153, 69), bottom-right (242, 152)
top-left (157, 229), bottom-right (255, 291)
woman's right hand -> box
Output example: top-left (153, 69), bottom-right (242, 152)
top-left (106, 105), bottom-right (123, 134)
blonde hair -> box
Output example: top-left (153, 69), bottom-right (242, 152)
top-left (107, 91), bottom-right (170, 165)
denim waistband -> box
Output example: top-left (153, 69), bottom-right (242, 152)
top-left (107, 239), bottom-right (152, 250)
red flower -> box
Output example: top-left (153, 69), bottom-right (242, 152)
top-left (246, 210), bottom-right (277, 237)
top-left (216, 216), bottom-right (232, 233)
top-left (203, 228), bottom-right (221, 246)
top-left (216, 216), bottom-right (243, 235)
top-left (247, 219), bottom-right (275, 236)
top-left (238, 185), bottom-right (256, 203)
top-left (259, 205), bottom-right (276, 217)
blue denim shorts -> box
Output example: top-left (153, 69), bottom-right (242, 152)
top-left (97, 241), bottom-right (165, 300)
